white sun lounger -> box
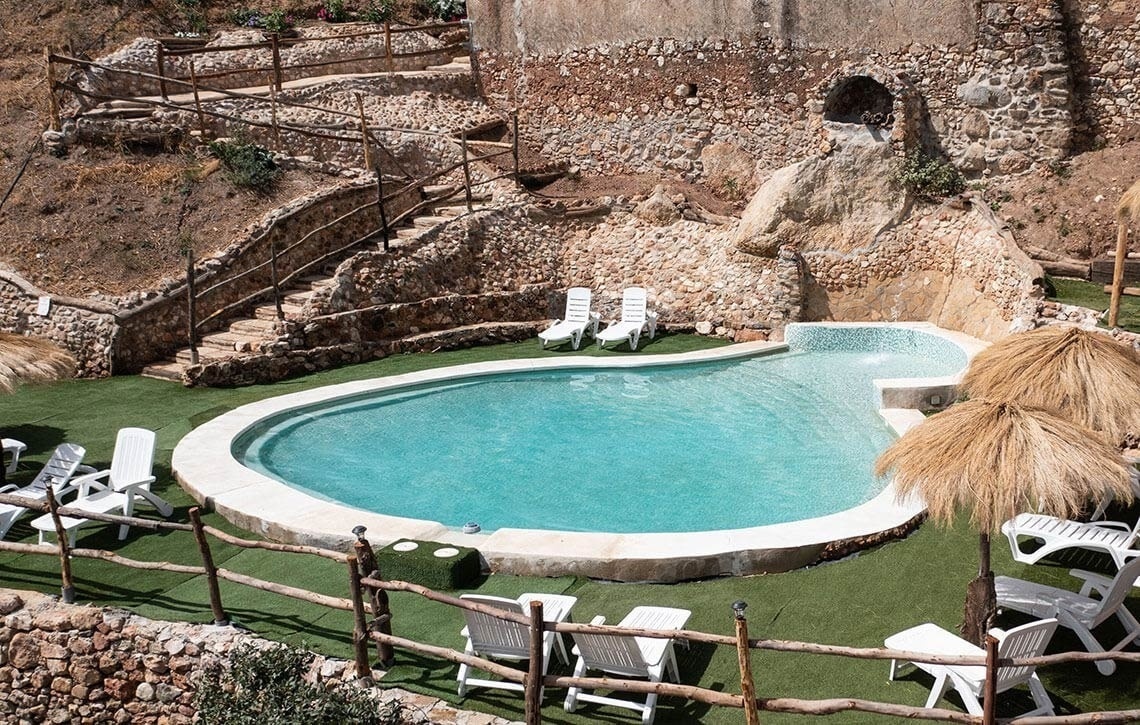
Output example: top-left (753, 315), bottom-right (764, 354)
top-left (596, 287), bottom-right (658, 351)
top-left (885, 619), bottom-right (1057, 717)
top-left (538, 287), bottom-right (599, 350)
top-left (995, 555), bottom-right (1140, 676)
top-left (564, 605), bottom-right (691, 725)
top-left (2, 438), bottom-right (27, 476)
top-left (1002, 513), bottom-right (1140, 570)
top-left (0, 443), bottom-right (86, 540)
top-left (456, 592), bottom-right (578, 698)
top-left (31, 428), bottom-right (173, 546)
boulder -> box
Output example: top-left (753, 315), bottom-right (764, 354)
top-left (700, 142), bottom-right (756, 199)
top-left (733, 139), bottom-right (908, 257)
top-left (633, 185), bottom-right (681, 225)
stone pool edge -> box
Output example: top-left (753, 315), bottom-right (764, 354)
top-left (172, 323), bottom-right (983, 583)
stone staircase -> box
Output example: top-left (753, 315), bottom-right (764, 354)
top-left (139, 186), bottom-right (490, 382)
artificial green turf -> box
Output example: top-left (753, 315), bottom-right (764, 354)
top-left (1, 335), bottom-right (1138, 724)
top-left (1049, 276), bottom-right (1140, 333)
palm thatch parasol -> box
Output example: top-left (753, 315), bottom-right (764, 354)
top-left (875, 399), bottom-right (1134, 645)
top-left (960, 325), bottom-right (1140, 447)
top-left (1108, 179), bottom-right (1140, 327)
top-left (0, 332), bottom-right (75, 394)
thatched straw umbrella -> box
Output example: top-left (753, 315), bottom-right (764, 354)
top-left (960, 325), bottom-right (1140, 447)
top-left (1108, 179), bottom-right (1140, 327)
top-left (875, 399), bottom-right (1134, 645)
top-left (0, 332), bottom-right (75, 483)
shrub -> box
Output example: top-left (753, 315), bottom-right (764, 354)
top-left (422, 0), bottom-right (465, 21)
top-left (361, 0), bottom-right (395, 22)
top-left (317, 0), bottom-right (350, 22)
top-left (261, 8), bottom-right (295, 33)
top-left (892, 150), bottom-right (966, 200)
top-left (195, 643), bottom-right (403, 725)
top-left (208, 138), bottom-right (279, 191)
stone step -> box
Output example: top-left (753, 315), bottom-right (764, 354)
top-left (433, 204), bottom-right (488, 217)
top-left (253, 301), bottom-right (302, 320)
top-left (199, 331), bottom-right (261, 352)
top-left (395, 227), bottom-right (423, 240)
top-left (298, 274), bottom-right (333, 289)
top-left (175, 346), bottom-right (233, 365)
top-left (425, 61), bottom-right (472, 73)
top-left (228, 317), bottom-right (278, 336)
top-left (282, 288), bottom-right (315, 306)
top-left (412, 215), bottom-right (452, 229)
top-left (139, 361), bottom-right (184, 382)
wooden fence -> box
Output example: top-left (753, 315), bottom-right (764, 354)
top-left (1, 490), bottom-right (1139, 725)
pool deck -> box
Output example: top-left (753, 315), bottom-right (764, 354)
top-left (173, 322), bottom-right (985, 582)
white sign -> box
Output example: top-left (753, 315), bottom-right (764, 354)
top-left (36, 296), bottom-right (51, 316)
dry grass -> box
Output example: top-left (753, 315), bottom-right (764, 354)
top-left (961, 325), bottom-right (1140, 446)
top-left (71, 158), bottom-right (185, 192)
top-left (0, 333), bottom-right (76, 393)
top-left (1119, 178), bottom-right (1140, 225)
top-left (875, 399), bottom-right (1135, 533)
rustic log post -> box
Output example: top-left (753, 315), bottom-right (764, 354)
top-left (45, 487), bottom-right (75, 604)
top-left (189, 507), bottom-right (229, 625)
top-left (375, 173), bottom-right (390, 252)
top-left (1109, 209), bottom-right (1130, 327)
top-left (353, 526), bottom-right (394, 667)
top-left (269, 87), bottom-right (282, 151)
top-left (461, 131), bottom-right (473, 212)
top-left (270, 33), bottom-right (283, 91)
top-left (525, 600), bottom-right (544, 724)
top-left (384, 22), bottom-right (394, 75)
top-left (982, 634), bottom-right (998, 725)
top-left (269, 237), bottom-right (283, 321)
top-left (185, 240), bottom-right (199, 364)
top-left (188, 60), bottom-right (206, 134)
top-left (156, 44), bottom-right (169, 101)
top-left (354, 92), bottom-right (372, 172)
top-left (44, 48), bottom-right (61, 132)
top-left (347, 555), bottom-right (374, 683)
top-left (511, 110), bottom-right (520, 187)
top-left (734, 601), bottom-right (760, 725)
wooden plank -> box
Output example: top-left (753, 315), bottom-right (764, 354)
top-left (1091, 257), bottom-right (1140, 285)
top-left (1103, 285), bottom-right (1140, 297)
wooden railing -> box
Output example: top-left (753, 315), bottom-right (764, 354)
top-left (2, 489), bottom-right (1139, 725)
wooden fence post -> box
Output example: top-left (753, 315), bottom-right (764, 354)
top-left (353, 526), bottom-right (395, 667)
top-left (511, 110), bottom-right (520, 188)
top-left (347, 555), bottom-right (374, 683)
top-left (354, 92), bottom-right (372, 172)
top-left (384, 22), bottom-right (394, 75)
top-left (460, 131), bottom-right (473, 213)
top-left (733, 601), bottom-right (760, 725)
top-left (45, 487), bottom-right (75, 604)
top-left (269, 237), bottom-right (283, 321)
top-left (269, 87), bottom-right (282, 151)
top-left (188, 60), bottom-right (206, 134)
top-left (156, 44), bottom-right (168, 101)
top-left (185, 241), bottom-right (199, 365)
top-left (982, 634), bottom-right (998, 725)
top-left (189, 507), bottom-right (229, 625)
top-left (375, 173), bottom-right (390, 252)
top-left (270, 33), bottom-right (283, 92)
top-left (44, 48), bottom-right (61, 132)
top-left (525, 600), bottom-right (544, 725)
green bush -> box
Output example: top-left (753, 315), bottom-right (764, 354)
top-left (208, 138), bottom-right (279, 191)
top-left (361, 0), bottom-right (395, 22)
top-left (422, 0), bottom-right (465, 20)
top-left (892, 150), bottom-right (966, 200)
top-left (318, 0), bottom-right (350, 22)
top-left (195, 643), bottom-right (403, 725)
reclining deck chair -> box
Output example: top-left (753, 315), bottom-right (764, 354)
top-left (538, 287), bottom-right (599, 350)
top-left (456, 592), bottom-right (577, 698)
top-left (31, 428), bottom-right (172, 546)
top-left (2, 437), bottom-right (26, 476)
top-left (995, 555), bottom-right (1140, 676)
top-left (1002, 512), bottom-right (1140, 570)
top-left (0, 443), bottom-right (86, 539)
top-left (564, 605), bottom-right (691, 725)
top-left (596, 287), bottom-right (658, 351)
top-left (885, 618), bottom-right (1058, 717)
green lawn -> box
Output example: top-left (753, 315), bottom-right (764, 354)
top-left (1049, 277), bottom-right (1140, 333)
top-left (1, 335), bottom-right (1138, 724)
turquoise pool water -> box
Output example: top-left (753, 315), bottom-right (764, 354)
top-left (235, 327), bottom-right (965, 534)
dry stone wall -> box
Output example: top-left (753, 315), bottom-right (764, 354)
top-left (1067, 3), bottom-right (1140, 148)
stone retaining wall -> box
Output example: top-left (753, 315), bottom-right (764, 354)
top-left (1067, 3), bottom-right (1140, 148)
top-left (0, 589), bottom-right (514, 725)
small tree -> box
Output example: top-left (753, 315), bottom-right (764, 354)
top-left (195, 643), bottom-right (403, 725)
top-left (208, 136), bottom-right (280, 192)
top-left (892, 150), bottom-right (966, 200)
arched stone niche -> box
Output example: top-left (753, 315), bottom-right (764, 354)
top-left (814, 65), bottom-right (921, 154)
top-left (824, 76), bottom-right (894, 125)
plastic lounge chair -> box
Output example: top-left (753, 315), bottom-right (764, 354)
top-left (564, 605), bottom-right (691, 725)
top-left (31, 428), bottom-right (173, 546)
top-left (995, 555), bottom-right (1140, 676)
top-left (1002, 512), bottom-right (1140, 570)
top-left (538, 287), bottom-right (599, 350)
top-left (0, 442), bottom-right (86, 540)
top-left (2, 438), bottom-right (26, 476)
top-left (885, 619), bottom-right (1058, 717)
top-left (596, 287), bottom-right (658, 351)
top-left (456, 592), bottom-right (578, 698)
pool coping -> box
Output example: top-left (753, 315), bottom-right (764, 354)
top-left (172, 322), bottom-right (985, 582)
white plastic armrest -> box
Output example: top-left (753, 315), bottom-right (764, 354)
top-left (1090, 521), bottom-right (1131, 531)
top-left (589, 615), bottom-right (606, 625)
top-left (988, 627), bottom-right (1008, 641)
top-left (1069, 568), bottom-right (1114, 597)
top-left (113, 474), bottom-right (157, 494)
top-left (69, 469), bottom-right (110, 497)
top-left (0, 483), bottom-right (16, 494)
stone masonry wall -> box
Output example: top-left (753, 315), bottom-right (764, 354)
top-left (474, 0), bottom-right (1075, 183)
top-left (0, 589), bottom-right (513, 725)
top-left (1066, 2), bottom-right (1140, 149)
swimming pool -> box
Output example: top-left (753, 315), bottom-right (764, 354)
top-left (173, 322), bottom-right (982, 581)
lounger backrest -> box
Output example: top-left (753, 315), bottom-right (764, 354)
top-left (1091, 556), bottom-right (1140, 627)
top-left (994, 618), bottom-right (1057, 689)
top-left (563, 287), bottom-right (592, 324)
top-left (28, 443), bottom-right (86, 492)
top-left (109, 428), bottom-right (156, 489)
top-left (572, 627), bottom-right (650, 678)
top-left (619, 287), bottom-right (647, 324)
top-left (460, 594), bottom-right (530, 659)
